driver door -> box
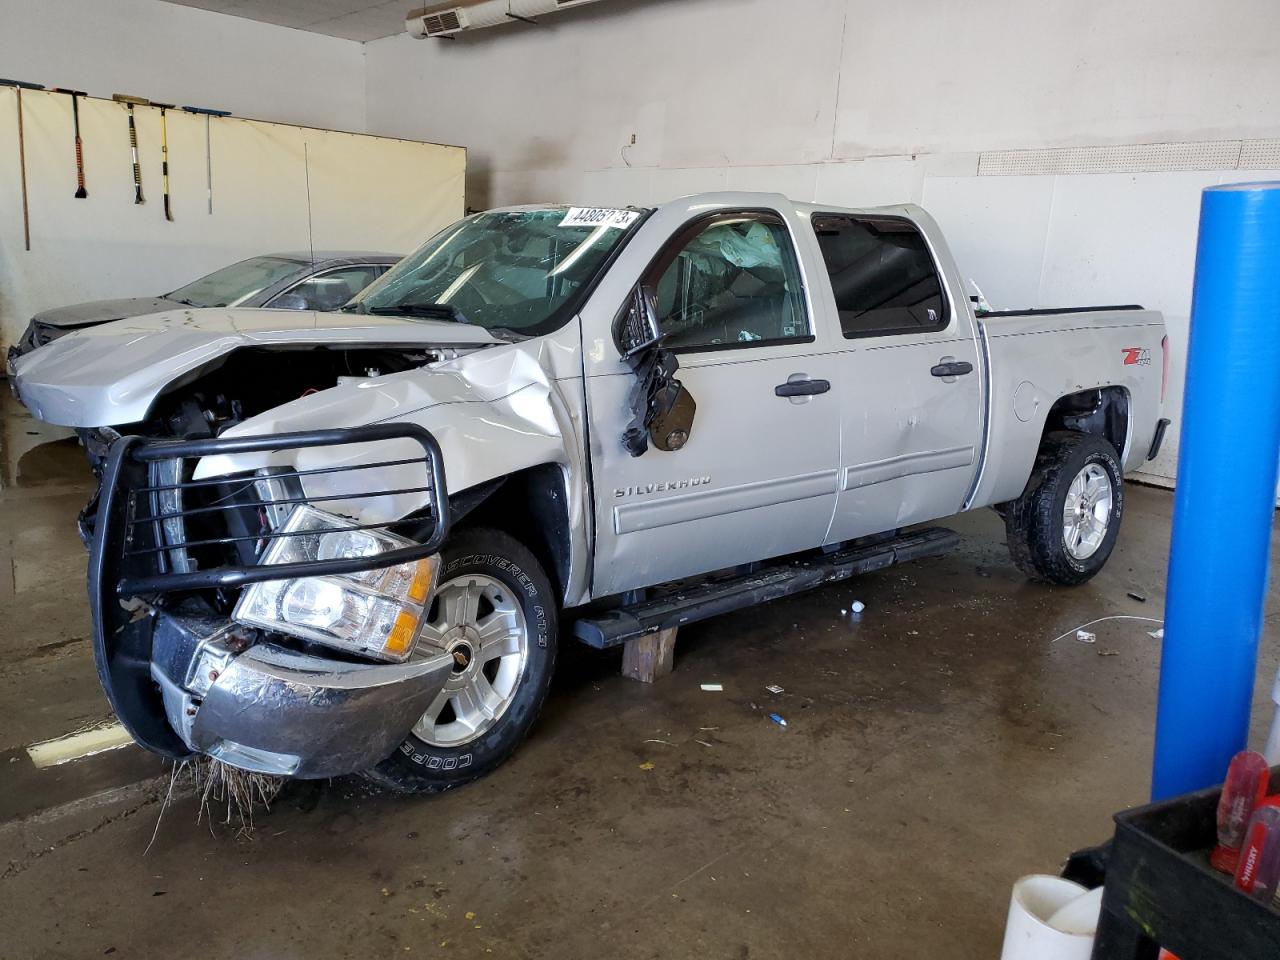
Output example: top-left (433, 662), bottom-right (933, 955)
top-left (585, 211), bottom-right (842, 598)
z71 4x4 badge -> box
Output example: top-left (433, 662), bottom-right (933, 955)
top-left (1121, 347), bottom-right (1151, 366)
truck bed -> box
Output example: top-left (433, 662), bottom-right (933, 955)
top-left (966, 305), bottom-right (1166, 510)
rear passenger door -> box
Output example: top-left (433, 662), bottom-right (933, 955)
top-left (810, 213), bottom-right (984, 540)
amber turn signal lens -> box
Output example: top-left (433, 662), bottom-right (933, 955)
top-left (406, 556), bottom-right (440, 605)
top-left (384, 608), bottom-right (421, 658)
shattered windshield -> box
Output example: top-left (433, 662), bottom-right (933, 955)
top-left (348, 208), bottom-right (647, 337)
top-left (167, 256), bottom-right (304, 308)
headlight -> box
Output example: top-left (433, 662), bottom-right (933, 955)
top-left (233, 505), bottom-right (440, 662)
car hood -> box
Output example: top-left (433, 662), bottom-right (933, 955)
top-left (11, 307), bottom-right (503, 428)
top-left (31, 297), bottom-right (185, 328)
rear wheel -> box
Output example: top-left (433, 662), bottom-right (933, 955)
top-left (1005, 431), bottom-right (1124, 585)
top-left (366, 527), bottom-right (558, 794)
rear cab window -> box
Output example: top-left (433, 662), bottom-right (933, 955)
top-left (810, 214), bottom-right (949, 339)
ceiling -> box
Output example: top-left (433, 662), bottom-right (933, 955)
top-left (161, 0), bottom-right (412, 42)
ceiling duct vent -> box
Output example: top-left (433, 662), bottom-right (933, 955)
top-left (406, 6), bottom-right (468, 37)
top-left (427, 9), bottom-right (463, 32)
top-left (408, 0), bottom-right (611, 37)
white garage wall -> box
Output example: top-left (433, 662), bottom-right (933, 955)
top-left (0, 89), bottom-right (466, 347)
top-left (0, 0), bottom-right (367, 132)
top-left (363, 0), bottom-right (1280, 203)
top-left (0, 0), bottom-right (479, 353)
top-left (362, 0), bottom-right (1280, 485)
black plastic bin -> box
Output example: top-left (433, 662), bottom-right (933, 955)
top-left (1081, 778), bottom-right (1280, 959)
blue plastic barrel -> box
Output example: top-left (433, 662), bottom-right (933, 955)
top-left (1152, 182), bottom-right (1280, 800)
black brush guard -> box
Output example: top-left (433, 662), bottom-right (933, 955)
top-left (88, 424), bottom-right (450, 758)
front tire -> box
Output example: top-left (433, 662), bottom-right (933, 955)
top-left (366, 527), bottom-right (558, 794)
top-left (1005, 431), bottom-right (1124, 585)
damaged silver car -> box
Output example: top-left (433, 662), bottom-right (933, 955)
top-left (12, 194), bottom-right (1169, 792)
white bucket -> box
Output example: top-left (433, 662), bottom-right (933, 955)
top-left (999, 875), bottom-right (1098, 960)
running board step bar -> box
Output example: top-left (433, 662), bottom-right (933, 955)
top-left (573, 526), bottom-right (960, 650)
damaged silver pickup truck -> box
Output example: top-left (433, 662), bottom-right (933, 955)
top-left (12, 193), bottom-right (1170, 793)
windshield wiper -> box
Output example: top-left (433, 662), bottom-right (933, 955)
top-left (337, 303), bottom-right (364, 314)
top-left (174, 298), bottom-right (197, 306)
top-left (365, 303), bottom-right (468, 324)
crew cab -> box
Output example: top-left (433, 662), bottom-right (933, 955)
top-left (12, 193), bottom-right (1169, 794)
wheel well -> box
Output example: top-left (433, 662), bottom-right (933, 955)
top-left (459, 464), bottom-right (571, 600)
top-left (1042, 386), bottom-right (1130, 458)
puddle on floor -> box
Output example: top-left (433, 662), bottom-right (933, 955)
top-left (0, 387), bottom-right (90, 491)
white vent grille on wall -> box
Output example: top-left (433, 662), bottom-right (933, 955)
top-left (977, 141), bottom-right (1246, 176)
top-left (1240, 139), bottom-right (1280, 169)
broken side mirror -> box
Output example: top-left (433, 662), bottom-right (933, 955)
top-left (618, 286), bottom-right (696, 456)
top-left (616, 286), bottom-right (662, 358)
top-left (647, 377), bottom-right (696, 452)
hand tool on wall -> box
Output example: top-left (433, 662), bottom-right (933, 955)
top-left (53, 87), bottom-right (89, 198)
top-left (183, 105), bottom-right (230, 214)
top-left (112, 93), bottom-right (150, 204)
top-left (153, 102), bottom-right (175, 221)
top-left (0, 79), bottom-right (42, 251)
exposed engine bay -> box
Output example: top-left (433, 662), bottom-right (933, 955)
top-left (76, 345), bottom-right (471, 473)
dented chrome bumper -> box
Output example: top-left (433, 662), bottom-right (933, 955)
top-left (150, 613), bottom-right (453, 778)
top-left (86, 426), bottom-right (452, 776)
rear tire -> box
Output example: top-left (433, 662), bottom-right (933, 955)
top-left (365, 527), bottom-right (558, 794)
top-left (1005, 432), bottom-right (1124, 585)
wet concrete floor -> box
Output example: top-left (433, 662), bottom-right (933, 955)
top-left (3, 391), bottom-right (1279, 959)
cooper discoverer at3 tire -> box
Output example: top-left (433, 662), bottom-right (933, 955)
top-left (365, 527), bottom-right (558, 794)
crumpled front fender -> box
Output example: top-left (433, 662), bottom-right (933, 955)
top-left (195, 340), bottom-right (569, 515)
top-left (192, 331), bottom-right (592, 603)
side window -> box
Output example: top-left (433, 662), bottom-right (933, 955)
top-left (646, 214), bottom-right (809, 351)
top-left (273, 265), bottom-right (382, 311)
top-left (811, 215), bottom-right (947, 338)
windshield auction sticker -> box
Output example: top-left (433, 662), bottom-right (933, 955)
top-left (560, 207), bottom-right (641, 229)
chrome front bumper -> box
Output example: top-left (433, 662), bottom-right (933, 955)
top-left (151, 614), bottom-right (452, 778)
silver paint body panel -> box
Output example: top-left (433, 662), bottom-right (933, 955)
top-left (14, 192), bottom-right (1166, 609)
top-left (969, 309), bottom-right (1165, 507)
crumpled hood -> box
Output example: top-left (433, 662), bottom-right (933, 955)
top-left (192, 338), bottom-right (568, 501)
top-left (12, 307), bottom-right (502, 428)
top-left (31, 296), bottom-right (184, 329)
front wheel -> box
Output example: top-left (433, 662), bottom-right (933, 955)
top-left (366, 527), bottom-right (558, 794)
top-left (1005, 431), bottom-right (1124, 585)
